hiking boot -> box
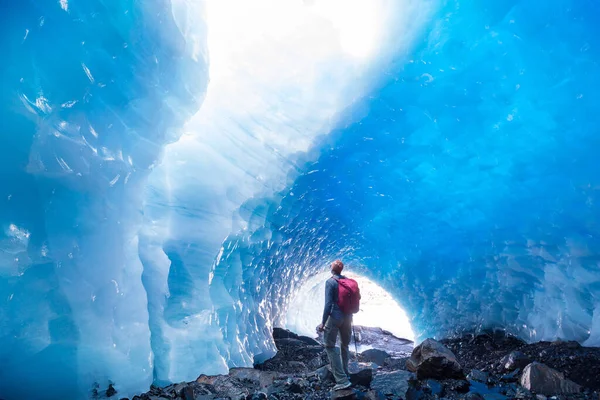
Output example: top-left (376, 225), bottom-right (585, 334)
top-left (333, 382), bottom-right (352, 391)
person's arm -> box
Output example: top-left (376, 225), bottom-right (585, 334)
top-left (321, 279), bottom-right (334, 326)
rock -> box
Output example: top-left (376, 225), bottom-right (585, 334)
top-left (298, 335), bottom-right (321, 346)
top-left (362, 390), bottom-right (385, 400)
top-left (275, 338), bottom-right (307, 348)
top-left (181, 385), bottom-right (194, 400)
top-left (360, 349), bottom-right (390, 366)
top-left (519, 362), bottom-right (582, 396)
top-left (406, 338), bottom-right (464, 379)
top-left (348, 361), bottom-right (378, 373)
top-left (423, 379), bottom-right (442, 396)
top-left (331, 388), bottom-right (357, 399)
top-left (349, 369), bottom-right (373, 387)
top-left (248, 393), bottom-right (268, 400)
top-left (273, 328), bottom-right (299, 340)
top-left (499, 368), bottom-right (520, 382)
top-left (501, 351), bottom-right (532, 371)
top-left (106, 384), bottom-right (117, 397)
top-left (467, 369), bottom-right (489, 382)
top-left (229, 368), bottom-right (281, 388)
top-left (371, 370), bottom-right (414, 397)
top-left (464, 393), bottom-right (484, 400)
top-left (443, 379), bottom-right (470, 393)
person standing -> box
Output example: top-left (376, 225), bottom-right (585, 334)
top-left (316, 260), bottom-right (360, 391)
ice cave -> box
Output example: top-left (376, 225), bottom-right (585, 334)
top-left (1, 0), bottom-right (599, 398)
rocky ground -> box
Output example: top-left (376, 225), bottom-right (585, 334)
top-left (112, 327), bottom-right (600, 400)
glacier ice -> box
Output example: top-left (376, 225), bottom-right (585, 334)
top-left (2, 0), bottom-right (600, 399)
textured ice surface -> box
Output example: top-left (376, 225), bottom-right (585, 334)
top-left (2, 0), bottom-right (600, 399)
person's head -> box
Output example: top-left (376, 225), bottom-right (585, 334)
top-left (330, 260), bottom-right (344, 275)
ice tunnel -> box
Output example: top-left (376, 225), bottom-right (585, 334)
top-left (1, 0), bottom-right (600, 398)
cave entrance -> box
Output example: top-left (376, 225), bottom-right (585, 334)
top-left (284, 271), bottom-right (414, 345)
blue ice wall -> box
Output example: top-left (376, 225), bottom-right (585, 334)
top-left (0, 0), bottom-right (207, 399)
top-left (1, 0), bottom-right (600, 399)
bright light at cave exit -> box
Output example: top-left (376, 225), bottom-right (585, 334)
top-left (205, 0), bottom-right (381, 74)
top-left (286, 271), bottom-right (415, 342)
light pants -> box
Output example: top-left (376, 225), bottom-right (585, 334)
top-left (324, 315), bottom-right (352, 385)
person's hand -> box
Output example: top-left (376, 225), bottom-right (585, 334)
top-left (316, 323), bottom-right (324, 333)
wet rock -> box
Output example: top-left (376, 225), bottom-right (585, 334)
top-left (406, 338), bottom-right (464, 379)
top-left (371, 370), bottom-right (413, 397)
top-left (467, 369), bottom-right (489, 382)
top-left (423, 379), bottom-right (443, 396)
top-left (349, 369), bottom-right (373, 387)
top-left (443, 378), bottom-right (470, 393)
top-left (501, 351), bottom-right (532, 371)
top-left (360, 349), bottom-right (390, 366)
top-left (520, 362), bottom-right (582, 396)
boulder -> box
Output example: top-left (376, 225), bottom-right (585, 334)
top-left (349, 368), bottom-right (373, 387)
top-left (500, 351), bottom-right (531, 371)
top-left (298, 335), bottom-right (321, 346)
top-left (360, 349), bottom-right (390, 366)
top-left (467, 369), bottom-right (489, 382)
top-left (406, 338), bottom-right (464, 379)
top-left (331, 388), bottom-right (357, 399)
top-left (371, 370), bottom-right (414, 397)
top-left (519, 362), bottom-right (582, 396)
top-left (273, 327), bottom-right (299, 340)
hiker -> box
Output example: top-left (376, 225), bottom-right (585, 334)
top-left (316, 260), bottom-right (361, 391)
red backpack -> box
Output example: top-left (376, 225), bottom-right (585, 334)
top-left (335, 277), bottom-right (361, 314)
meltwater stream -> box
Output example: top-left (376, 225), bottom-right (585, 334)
top-left (1, 0), bottom-right (600, 399)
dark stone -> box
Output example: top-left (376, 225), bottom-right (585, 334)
top-left (443, 379), bottom-right (470, 393)
top-left (349, 369), bottom-right (373, 387)
top-left (464, 393), bottom-right (484, 400)
top-left (275, 338), bottom-right (308, 348)
top-left (248, 393), bottom-right (267, 400)
top-left (501, 351), bottom-right (532, 371)
top-left (331, 388), bottom-right (357, 400)
top-left (181, 385), bottom-right (194, 400)
top-left (106, 384), bottom-right (117, 397)
top-left (406, 338), bottom-right (464, 380)
top-left (360, 349), bottom-right (390, 366)
top-left (467, 369), bottom-right (489, 382)
top-left (298, 335), bottom-right (321, 346)
top-left (371, 371), bottom-right (413, 397)
top-left (273, 328), bottom-right (299, 340)
top-left (405, 387), bottom-right (424, 400)
top-left (499, 368), bottom-right (520, 382)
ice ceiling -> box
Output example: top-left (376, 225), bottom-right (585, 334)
top-left (1, 0), bottom-right (600, 399)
